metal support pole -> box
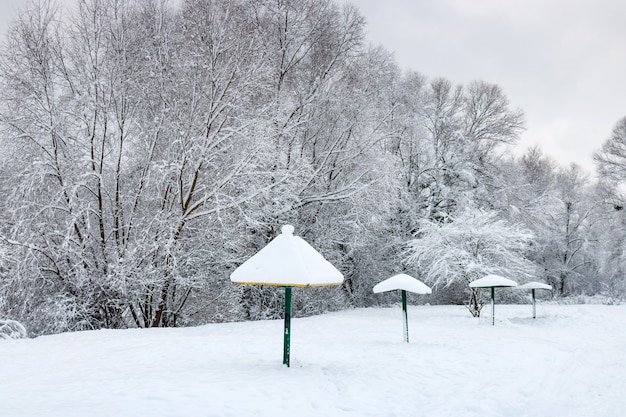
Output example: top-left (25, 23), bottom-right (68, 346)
top-left (401, 290), bottom-right (409, 343)
top-left (491, 287), bottom-right (495, 326)
top-left (283, 286), bottom-right (292, 367)
top-left (532, 289), bottom-right (537, 319)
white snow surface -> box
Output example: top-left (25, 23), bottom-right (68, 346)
top-left (2, 305), bottom-right (626, 417)
top-left (517, 281), bottom-right (553, 290)
top-left (470, 274), bottom-right (518, 288)
top-left (372, 273), bottom-right (432, 294)
top-left (230, 225), bottom-right (343, 286)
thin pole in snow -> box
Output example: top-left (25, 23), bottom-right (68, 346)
top-left (532, 288), bottom-right (536, 319)
top-left (401, 290), bottom-right (409, 343)
top-left (491, 287), bottom-right (495, 326)
top-left (283, 286), bottom-right (292, 367)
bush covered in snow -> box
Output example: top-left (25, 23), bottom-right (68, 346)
top-left (0, 319), bottom-right (28, 340)
top-left (552, 294), bottom-right (623, 305)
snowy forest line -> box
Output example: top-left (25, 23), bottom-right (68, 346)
top-left (0, 0), bottom-right (624, 336)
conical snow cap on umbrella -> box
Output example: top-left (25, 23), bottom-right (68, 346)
top-left (373, 274), bottom-right (432, 294)
top-left (469, 274), bottom-right (518, 288)
top-left (230, 225), bottom-right (343, 287)
top-left (517, 281), bottom-right (552, 290)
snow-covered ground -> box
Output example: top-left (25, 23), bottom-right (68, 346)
top-left (1, 304), bottom-right (625, 417)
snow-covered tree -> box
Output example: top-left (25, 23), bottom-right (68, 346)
top-left (592, 117), bottom-right (626, 298)
top-left (542, 165), bottom-right (601, 295)
top-left (404, 208), bottom-right (534, 316)
top-left (3, 0), bottom-right (618, 336)
top-left (594, 184), bottom-right (626, 297)
top-left (594, 116), bottom-right (626, 186)
top-left (228, 0), bottom-right (389, 318)
top-left (0, 0), bottom-right (275, 332)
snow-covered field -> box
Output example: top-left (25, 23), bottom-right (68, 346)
top-left (1, 304), bottom-right (625, 417)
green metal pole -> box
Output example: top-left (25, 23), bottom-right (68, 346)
top-left (283, 286), bottom-right (292, 367)
top-left (532, 289), bottom-right (536, 319)
top-left (491, 287), bottom-right (495, 326)
top-left (401, 290), bottom-right (409, 343)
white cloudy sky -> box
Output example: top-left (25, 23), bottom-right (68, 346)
top-left (1, 0), bottom-right (624, 172)
top-left (350, 0), bottom-right (626, 172)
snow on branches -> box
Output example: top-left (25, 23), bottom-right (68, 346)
top-left (404, 208), bottom-right (535, 315)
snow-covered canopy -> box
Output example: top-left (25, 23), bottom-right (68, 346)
top-left (230, 225), bottom-right (344, 287)
top-left (469, 274), bottom-right (518, 288)
top-left (373, 274), bottom-right (432, 294)
top-left (517, 282), bottom-right (553, 290)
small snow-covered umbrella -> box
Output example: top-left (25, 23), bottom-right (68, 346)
top-left (373, 274), bottom-right (432, 343)
top-left (516, 282), bottom-right (553, 319)
top-left (469, 275), bottom-right (518, 326)
top-left (230, 225), bottom-right (343, 367)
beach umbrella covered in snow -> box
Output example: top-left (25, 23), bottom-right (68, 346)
top-left (230, 225), bottom-right (343, 367)
top-left (469, 275), bottom-right (517, 325)
top-left (373, 274), bottom-right (431, 342)
top-left (516, 282), bottom-right (553, 319)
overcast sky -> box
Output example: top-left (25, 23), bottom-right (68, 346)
top-left (350, 0), bottom-right (626, 172)
top-left (1, 0), bottom-right (624, 173)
